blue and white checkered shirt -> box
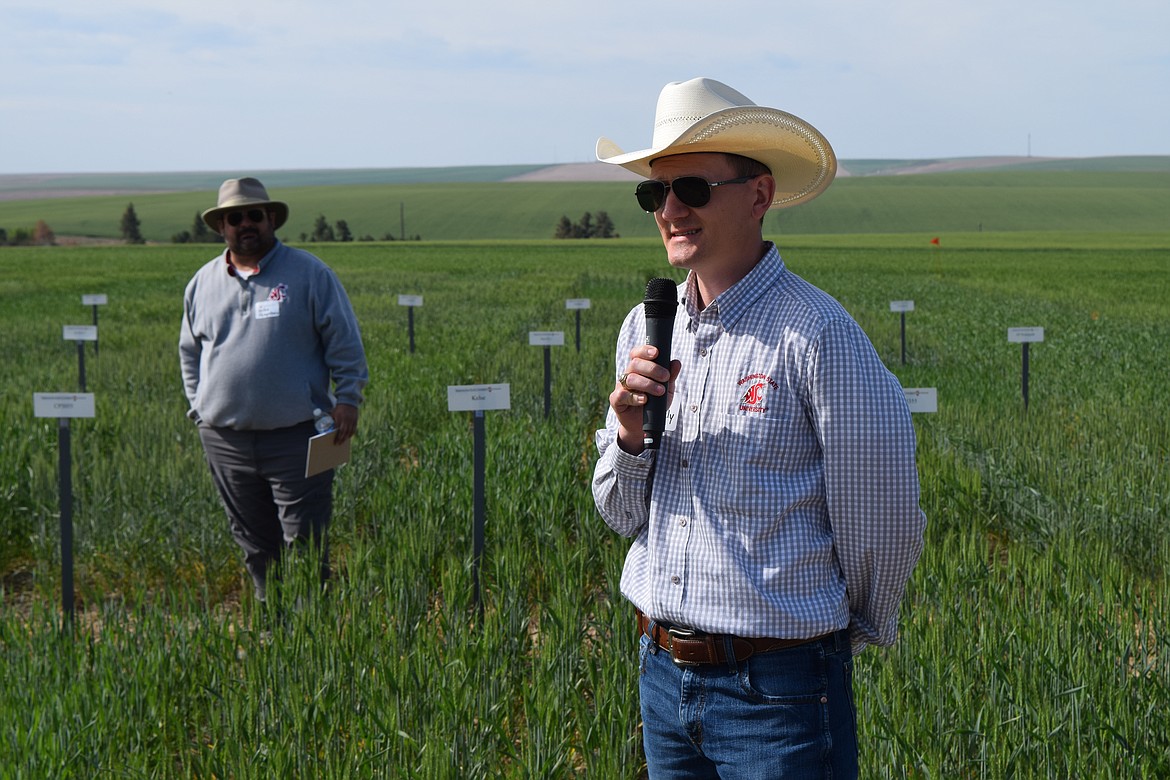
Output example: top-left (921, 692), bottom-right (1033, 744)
top-left (593, 245), bottom-right (926, 652)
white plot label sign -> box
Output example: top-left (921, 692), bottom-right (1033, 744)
top-left (1008, 327), bottom-right (1044, 343)
top-left (903, 387), bottom-right (938, 414)
top-left (528, 331), bottom-right (565, 346)
top-left (447, 384), bottom-right (511, 412)
top-left (63, 325), bottom-right (98, 342)
top-left (34, 393), bottom-right (96, 418)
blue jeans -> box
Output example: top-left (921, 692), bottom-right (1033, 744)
top-left (638, 629), bottom-right (858, 779)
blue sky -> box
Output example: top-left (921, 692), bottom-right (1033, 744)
top-left (2, 0), bottom-right (1167, 173)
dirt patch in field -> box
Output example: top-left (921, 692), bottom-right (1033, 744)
top-left (873, 156), bottom-right (1066, 175)
top-left (505, 162), bottom-right (641, 182)
top-left (0, 173), bottom-right (174, 201)
top-left (53, 235), bottom-right (128, 246)
top-left (0, 189), bottom-right (172, 202)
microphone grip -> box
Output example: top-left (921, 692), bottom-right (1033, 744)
top-left (642, 315), bottom-right (674, 449)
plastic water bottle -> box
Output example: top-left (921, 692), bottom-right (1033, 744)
top-left (313, 407), bottom-right (334, 434)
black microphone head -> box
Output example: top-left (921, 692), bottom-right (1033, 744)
top-left (643, 277), bottom-right (678, 319)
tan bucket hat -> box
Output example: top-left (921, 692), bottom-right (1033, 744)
top-left (201, 177), bottom-right (289, 233)
top-left (596, 77), bottom-right (837, 209)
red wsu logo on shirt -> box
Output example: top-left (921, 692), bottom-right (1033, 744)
top-left (736, 373), bottom-right (779, 414)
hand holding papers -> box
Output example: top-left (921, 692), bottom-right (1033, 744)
top-left (305, 429), bottom-right (351, 478)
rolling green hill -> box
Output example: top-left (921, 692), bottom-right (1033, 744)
top-left (1, 159), bottom-right (1168, 242)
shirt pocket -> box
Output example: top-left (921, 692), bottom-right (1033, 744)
top-left (705, 405), bottom-right (811, 521)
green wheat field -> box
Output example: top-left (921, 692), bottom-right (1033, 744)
top-left (1, 166), bottom-right (1169, 777)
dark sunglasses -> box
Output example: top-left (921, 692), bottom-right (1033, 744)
top-left (225, 208), bottom-right (268, 227)
top-left (635, 175), bottom-right (758, 213)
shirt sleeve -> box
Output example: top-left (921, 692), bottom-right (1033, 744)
top-left (806, 317), bottom-right (927, 652)
top-left (178, 277), bottom-right (202, 421)
top-left (593, 410), bottom-right (656, 538)
top-left (592, 304), bottom-right (657, 538)
top-left (313, 266), bottom-right (369, 408)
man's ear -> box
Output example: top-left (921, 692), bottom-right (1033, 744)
top-left (752, 175), bottom-right (777, 220)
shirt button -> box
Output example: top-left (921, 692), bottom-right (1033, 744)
top-left (699, 348), bottom-right (708, 357)
top-left (671, 576), bottom-right (681, 585)
top-left (690, 405), bottom-right (698, 413)
top-left (680, 459), bottom-right (688, 468)
top-left (678, 518), bottom-right (687, 527)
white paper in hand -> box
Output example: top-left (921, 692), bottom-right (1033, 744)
top-left (305, 430), bottom-right (351, 477)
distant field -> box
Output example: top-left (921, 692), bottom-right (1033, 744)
top-left (1, 157), bottom-right (1168, 242)
top-left (0, 165), bottom-right (551, 198)
top-left (840, 155), bottom-right (1170, 176)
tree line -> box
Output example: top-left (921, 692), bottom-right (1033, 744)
top-left (4, 203), bottom-right (621, 246)
top-left (554, 211), bottom-right (619, 239)
top-left (169, 207), bottom-right (420, 244)
top-left (296, 214), bottom-right (420, 243)
top-left (0, 220), bottom-right (55, 246)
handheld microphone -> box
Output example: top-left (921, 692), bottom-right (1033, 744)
top-left (642, 277), bottom-right (678, 449)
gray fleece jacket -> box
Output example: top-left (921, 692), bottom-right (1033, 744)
top-left (179, 241), bottom-right (368, 430)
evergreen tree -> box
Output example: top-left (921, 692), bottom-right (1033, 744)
top-left (593, 211), bottom-right (615, 238)
top-left (335, 219), bottom-right (353, 242)
top-left (121, 203), bottom-right (144, 244)
top-left (554, 215), bottom-right (573, 239)
top-left (311, 214), bottom-right (334, 242)
top-left (576, 212), bottom-right (594, 238)
top-left (192, 211), bottom-right (216, 242)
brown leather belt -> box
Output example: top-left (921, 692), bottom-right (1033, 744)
top-left (637, 609), bottom-right (831, 667)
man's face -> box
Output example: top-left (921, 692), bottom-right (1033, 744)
top-left (648, 153), bottom-right (770, 278)
top-left (222, 207), bottom-right (277, 261)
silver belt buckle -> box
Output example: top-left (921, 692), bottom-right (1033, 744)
top-left (667, 626), bottom-right (701, 667)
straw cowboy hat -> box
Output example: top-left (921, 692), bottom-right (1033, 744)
top-left (201, 177), bottom-right (290, 233)
top-left (596, 77), bottom-right (837, 209)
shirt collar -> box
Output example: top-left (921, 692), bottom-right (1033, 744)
top-left (683, 242), bottom-right (786, 330)
top-left (224, 240), bottom-right (281, 278)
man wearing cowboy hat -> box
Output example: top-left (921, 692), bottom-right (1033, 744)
top-left (592, 78), bottom-right (925, 777)
top-left (180, 177), bottom-right (368, 605)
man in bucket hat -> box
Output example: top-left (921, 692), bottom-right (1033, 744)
top-left (180, 177), bottom-right (368, 607)
top-left (592, 78), bottom-right (926, 778)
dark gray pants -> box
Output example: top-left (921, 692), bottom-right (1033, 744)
top-left (198, 421), bottom-right (334, 600)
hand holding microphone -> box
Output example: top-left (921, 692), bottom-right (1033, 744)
top-left (610, 278), bottom-right (680, 453)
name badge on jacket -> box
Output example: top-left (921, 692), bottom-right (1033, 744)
top-left (255, 300), bottom-right (281, 319)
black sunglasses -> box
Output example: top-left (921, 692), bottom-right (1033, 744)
top-left (225, 208), bottom-right (268, 227)
top-left (635, 175), bottom-right (758, 213)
